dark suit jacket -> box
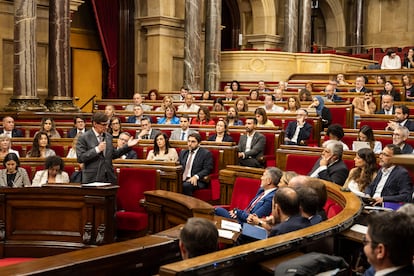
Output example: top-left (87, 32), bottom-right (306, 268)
top-left (386, 265), bottom-right (414, 276)
top-left (207, 134), bottom-right (234, 142)
top-left (67, 128), bottom-right (87, 138)
top-left (122, 149), bottom-right (138, 159)
top-left (285, 121), bottom-right (312, 145)
top-left (365, 166), bottom-right (413, 202)
top-left (269, 214), bottom-right (311, 237)
top-left (401, 143), bottom-right (414, 154)
top-left (235, 188), bottom-right (276, 223)
top-left (376, 106), bottom-right (395, 114)
top-left (179, 147), bottom-right (213, 187)
top-left (76, 129), bottom-right (130, 184)
top-left (0, 129), bottom-right (23, 137)
top-left (238, 132), bottom-right (266, 160)
top-left (308, 158), bottom-right (349, 186)
top-left (402, 119), bottom-right (414, 131)
top-left (349, 86), bottom-right (368, 92)
top-left (136, 128), bottom-right (161, 139)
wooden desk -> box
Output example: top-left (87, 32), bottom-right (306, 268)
top-left (0, 184), bottom-right (117, 257)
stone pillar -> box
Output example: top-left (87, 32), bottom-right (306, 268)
top-left (6, 0), bottom-right (46, 111)
top-left (184, 0), bottom-right (202, 92)
top-left (204, 0), bottom-right (221, 92)
top-left (355, 0), bottom-right (363, 54)
top-left (45, 0), bottom-right (79, 112)
top-left (299, 0), bottom-right (311, 52)
top-left (284, 0), bottom-right (299, 52)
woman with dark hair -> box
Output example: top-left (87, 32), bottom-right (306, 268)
top-left (309, 95), bottom-right (332, 127)
top-left (249, 89), bottom-right (260, 101)
top-left (32, 156), bottom-right (69, 186)
top-left (298, 89), bottom-right (312, 101)
top-left (376, 75), bottom-right (386, 85)
top-left (146, 132), bottom-right (178, 161)
top-left (34, 117), bottom-right (61, 138)
top-left (234, 97), bottom-right (249, 112)
top-left (147, 89), bottom-right (161, 101)
top-left (254, 107), bottom-right (275, 127)
top-left (344, 148), bottom-right (377, 195)
top-left (402, 48), bottom-right (414, 69)
top-left (353, 125), bottom-right (382, 154)
top-left (192, 106), bottom-right (215, 125)
top-left (230, 80), bottom-right (241, 91)
top-left (108, 117), bottom-right (122, 139)
top-left (208, 120), bottom-right (233, 142)
top-left (324, 124), bottom-right (349, 150)
top-left (0, 153), bottom-right (31, 187)
top-left (212, 98), bottom-right (225, 111)
top-left (26, 131), bottom-right (56, 158)
top-left (284, 96), bottom-right (301, 113)
top-left (380, 80), bottom-right (400, 101)
top-left (157, 105), bottom-right (180, 124)
top-left (201, 90), bottom-right (212, 101)
top-left (402, 74), bottom-right (414, 101)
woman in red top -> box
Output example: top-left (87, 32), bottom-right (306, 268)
top-left (191, 106), bottom-right (215, 125)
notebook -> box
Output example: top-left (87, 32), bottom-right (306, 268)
top-left (241, 223), bottom-right (268, 240)
top-left (352, 141), bottom-right (371, 151)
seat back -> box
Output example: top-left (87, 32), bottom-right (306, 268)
top-left (324, 198), bottom-right (343, 219)
top-left (229, 177), bottom-right (261, 210)
top-left (285, 154), bottom-right (319, 175)
top-left (117, 168), bottom-right (158, 213)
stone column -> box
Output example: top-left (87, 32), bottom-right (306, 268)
top-left (204, 0), bottom-right (221, 92)
top-left (184, 0), bottom-right (202, 92)
top-left (284, 0), bottom-right (299, 52)
top-left (299, 0), bottom-right (311, 52)
top-left (355, 0), bottom-right (363, 54)
top-left (6, 0), bottom-right (46, 111)
top-left (45, 0), bottom-right (79, 112)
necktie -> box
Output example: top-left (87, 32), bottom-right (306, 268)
top-left (247, 192), bottom-right (265, 212)
top-left (182, 151), bottom-right (194, 181)
top-left (181, 132), bottom-right (186, 141)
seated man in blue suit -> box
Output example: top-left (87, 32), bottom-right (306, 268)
top-left (284, 109), bottom-right (313, 145)
top-left (215, 167), bottom-right (283, 224)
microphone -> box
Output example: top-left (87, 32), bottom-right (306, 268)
top-left (102, 132), bottom-right (106, 141)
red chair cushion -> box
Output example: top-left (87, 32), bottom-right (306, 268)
top-left (229, 177), bottom-right (261, 210)
top-left (285, 154), bottom-right (319, 175)
top-left (324, 198), bottom-right (343, 219)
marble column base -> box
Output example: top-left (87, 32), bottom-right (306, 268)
top-left (4, 96), bottom-right (47, 111)
top-left (44, 96), bottom-right (80, 112)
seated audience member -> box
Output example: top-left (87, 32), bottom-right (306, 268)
top-left (308, 140), bottom-right (349, 186)
top-left (235, 97), bottom-right (249, 112)
top-left (336, 73), bottom-right (349, 85)
top-left (217, 167), bottom-right (282, 224)
top-left (284, 109), bottom-right (312, 146)
top-left (308, 95), bottom-right (332, 127)
top-left (278, 81), bottom-right (287, 91)
top-left (254, 107), bottom-right (275, 127)
top-left (323, 83), bottom-right (342, 103)
top-left (108, 117), bottom-right (122, 139)
top-left (376, 74), bottom-right (386, 85)
top-left (212, 98), bottom-right (225, 112)
top-left (352, 90), bottom-right (376, 115)
top-left (349, 75), bottom-right (368, 92)
top-left (230, 80), bottom-right (241, 91)
top-left (305, 82), bottom-right (314, 93)
top-left (343, 148), bottom-right (377, 196)
top-left (237, 117), bottom-right (266, 168)
top-left (248, 89), bottom-right (260, 101)
top-left (226, 107), bottom-right (243, 126)
top-left (0, 116), bottom-right (23, 138)
top-left (157, 105), bottom-right (180, 125)
top-left (363, 212), bottom-right (414, 276)
top-left (380, 80), bottom-right (401, 101)
top-left (0, 134), bottom-right (19, 159)
top-left (117, 132), bottom-right (138, 159)
top-left (0, 153), bottom-right (30, 187)
top-left (147, 89), bottom-right (161, 101)
top-left (365, 144), bottom-right (413, 204)
top-left (273, 87), bottom-right (284, 102)
top-left (261, 94), bottom-right (284, 113)
top-left (126, 105), bottom-right (145, 124)
top-left (179, 217), bottom-right (218, 260)
top-left (380, 49), bottom-right (401, 69)
top-left (402, 48), bottom-right (414, 69)
top-left (104, 105), bottom-right (116, 121)
top-left (147, 132), bottom-right (178, 162)
top-left (223, 86), bottom-right (235, 101)
top-left (208, 120), bottom-right (233, 142)
top-left (67, 116), bottom-right (87, 138)
top-left (279, 171), bottom-right (299, 188)
top-left (392, 126), bottom-right (413, 154)
top-left (353, 125), bottom-right (382, 154)
top-left (402, 74), bottom-right (414, 101)
top-left (177, 93), bottom-right (200, 112)
top-left (26, 131), bottom-right (56, 158)
top-left (174, 86), bottom-right (188, 101)
top-left (155, 96), bottom-right (174, 112)
top-left (125, 92), bottom-right (152, 111)
top-left (136, 117), bottom-right (161, 140)
top-left (376, 94), bottom-right (395, 115)
top-left (268, 187), bottom-right (311, 237)
top-left (179, 133), bottom-right (213, 196)
top-left (385, 104), bottom-right (414, 131)
top-left (34, 117), bottom-right (61, 138)
top-left (295, 186), bottom-right (323, 225)
top-left (325, 124), bottom-right (350, 151)
top-left (192, 106), bottom-right (215, 125)
top-left (66, 133), bottom-right (81, 158)
top-left (285, 96), bottom-right (301, 113)
top-left (170, 114), bottom-right (197, 141)
top-left (257, 80), bottom-right (270, 93)
top-left (298, 88), bottom-right (312, 102)
top-left (32, 156), bottom-right (69, 186)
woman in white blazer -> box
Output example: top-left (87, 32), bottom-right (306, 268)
top-left (32, 156), bottom-right (69, 187)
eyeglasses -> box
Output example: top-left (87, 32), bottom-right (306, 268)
top-left (98, 122), bottom-right (109, 127)
top-left (379, 151), bottom-right (392, 157)
top-left (362, 236), bottom-right (378, 246)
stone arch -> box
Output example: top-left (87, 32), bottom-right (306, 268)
top-left (319, 0), bottom-right (346, 47)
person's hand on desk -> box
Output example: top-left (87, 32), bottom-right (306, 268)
top-left (372, 197), bottom-right (384, 206)
top-left (229, 209), bottom-right (238, 219)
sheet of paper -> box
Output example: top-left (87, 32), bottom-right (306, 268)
top-left (350, 224), bottom-right (367, 234)
top-left (218, 229), bottom-right (235, 239)
top-left (82, 182), bottom-right (112, 187)
top-left (221, 220), bottom-right (241, 232)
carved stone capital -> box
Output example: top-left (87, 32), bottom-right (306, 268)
top-left (44, 96), bottom-right (80, 112)
top-left (4, 96), bottom-right (48, 112)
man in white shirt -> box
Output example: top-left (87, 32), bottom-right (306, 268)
top-left (0, 116), bottom-right (23, 137)
top-left (261, 94), bottom-right (284, 113)
top-left (124, 92), bottom-right (152, 111)
top-left (376, 94), bottom-right (395, 115)
top-left (170, 115), bottom-right (197, 140)
top-left (237, 118), bottom-right (266, 168)
top-left (381, 50), bottom-right (401, 69)
top-left (177, 94), bottom-right (200, 112)
top-left (223, 86), bottom-right (234, 101)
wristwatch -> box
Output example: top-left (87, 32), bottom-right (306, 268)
top-left (258, 221), bottom-right (263, 227)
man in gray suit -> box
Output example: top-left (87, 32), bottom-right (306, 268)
top-left (76, 112), bottom-right (138, 184)
top-left (170, 114), bottom-right (197, 141)
top-left (237, 117), bottom-right (266, 168)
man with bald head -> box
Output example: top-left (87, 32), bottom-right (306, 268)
top-left (0, 116), bottom-right (23, 137)
top-left (376, 94), bottom-right (395, 115)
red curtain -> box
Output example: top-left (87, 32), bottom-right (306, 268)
top-left (91, 0), bottom-right (119, 98)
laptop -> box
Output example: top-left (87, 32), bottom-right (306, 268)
top-left (352, 141), bottom-right (371, 151)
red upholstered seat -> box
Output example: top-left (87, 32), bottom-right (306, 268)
top-left (262, 132), bottom-right (277, 167)
top-left (215, 177), bottom-right (261, 211)
top-left (193, 149), bottom-right (221, 202)
top-left (323, 198), bottom-right (343, 219)
top-left (0, 258), bottom-right (35, 267)
top-left (285, 154), bottom-right (319, 175)
top-left (116, 168), bottom-right (157, 232)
